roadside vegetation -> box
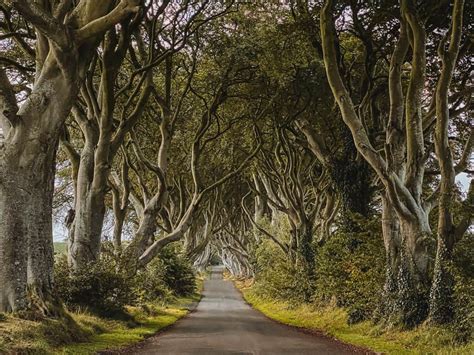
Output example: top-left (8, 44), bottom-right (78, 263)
top-left (233, 216), bottom-right (473, 354)
top-left (241, 285), bottom-right (473, 355)
top-left (0, 247), bottom-right (200, 354)
top-left (0, 296), bottom-right (198, 355)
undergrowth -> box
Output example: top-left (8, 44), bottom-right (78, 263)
top-left (0, 281), bottom-right (202, 355)
top-left (239, 283), bottom-right (474, 355)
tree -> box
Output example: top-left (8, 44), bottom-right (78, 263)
top-left (429, 0), bottom-right (472, 324)
top-left (0, 0), bottom-right (143, 314)
top-left (320, 0), bottom-right (472, 326)
top-left (60, 1), bottom-right (219, 270)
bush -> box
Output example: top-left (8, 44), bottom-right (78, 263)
top-left (133, 259), bottom-right (173, 305)
top-left (249, 215), bottom-right (385, 322)
top-left (253, 241), bottom-right (309, 304)
top-left (54, 244), bottom-right (196, 316)
top-left (251, 222), bottom-right (312, 304)
top-left (54, 256), bottom-right (134, 318)
top-left (132, 246), bottom-right (196, 301)
top-left (314, 216), bottom-right (385, 322)
top-left (158, 246), bottom-right (197, 297)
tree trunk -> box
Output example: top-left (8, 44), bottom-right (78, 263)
top-left (69, 191), bottom-right (106, 269)
top-left (429, 237), bottom-right (455, 324)
top-left (379, 195), bottom-right (401, 319)
top-left (0, 52), bottom-right (82, 311)
top-left (0, 0), bottom-right (144, 314)
top-left (297, 220), bottom-right (315, 301)
top-left (0, 134), bottom-right (58, 313)
top-left (68, 144), bottom-right (107, 270)
top-left (112, 208), bottom-right (126, 255)
top-left (394, 216), bottom-right (432, 326)
top-left (428, 0), bottom-right (464, 325)
top-left (429, 139), bottom-right (456, 324)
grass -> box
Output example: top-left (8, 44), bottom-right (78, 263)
top-left (237, 281), bottom-right (474, 355)
top-left (59, 294), bottom-right (199, 354)
top-left (0, 283), bottom-right (202, 354)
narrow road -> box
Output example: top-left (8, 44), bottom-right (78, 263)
top-left (129, 266), bottom-right (356, 354)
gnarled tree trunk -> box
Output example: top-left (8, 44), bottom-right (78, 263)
top-left (0, 0), bottom-right (142, 312)
top-left (379, 195), bottom-right (401, 317)
top-left (429, 0), bottom-right (466, 324)
top-left (0, 73), bottom-right (76, 313)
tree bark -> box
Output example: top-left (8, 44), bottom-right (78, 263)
top-left (320, 0), bottom-right (434, 326)
top-left (429, 0), bottom-right (465, 324)
top-left (0, 93), bottom-right (65, 313)
top-left (0, 0), bottom-right (142, 312)
top-left (379, 195), bottom-right (401, 318)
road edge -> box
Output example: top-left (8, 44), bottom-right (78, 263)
top-left (233, 280), bottom-right (376, 355)
top-left (98, 282), bottom-right (204, 355)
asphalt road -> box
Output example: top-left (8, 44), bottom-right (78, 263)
top-left (128, 266), bottom-right (356, 354)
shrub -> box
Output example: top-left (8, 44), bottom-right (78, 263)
top-left (249, 215), bottom-right (385, 321)
top-left (158, 246), bottom-right (197, 297)
top-left (54, 244), bottom-right (197, 316)
top-left (132, 246), bottom-right (196, 301)
top-left (133, 261), bottom-right (173, 305)
top-left (54, 255), bottom-right (134, 318)
top-left (252, 240), bottom-right (311, 304)
top-left (314, 216), bottom-right (385, 323)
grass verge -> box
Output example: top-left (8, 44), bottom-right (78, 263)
top-left (236, 281), bottom-right (473, 355)
top-left (0, 280), bottom-right (202, 355)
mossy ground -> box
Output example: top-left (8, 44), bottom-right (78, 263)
top-left (0, 282), bottom-right (202, 355)
top-left (237, 280), bottom-right (474, 355)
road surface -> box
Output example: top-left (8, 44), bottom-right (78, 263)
top-left (127, 266), bottom-right (357, 354)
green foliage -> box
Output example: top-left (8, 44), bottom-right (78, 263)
top-left (133, 265), bottom-right (173, 305)
top-left (54, 256), bottom-right (134, 318)
top-left (54, 245), bottom-right (196, 317)
top-left (1, 245), bottom-right (200, 354)
top-left (314, 216), bottom-right (385, 323)
top-left (133, 246), bottom-right (196, 303)
top-left (157, 246), bottom-right (197, 297)
top-left (251, 215), bottom-right (385, 323)
top-left (0, 295), bottom-right (199, 354)
top-left (249, 212), bottom-right (473, 346)
top-left (53, 242), bottom-right (68, 255)
top-left (253, 240), bottom-right (312, 304)
top-left (59, 297), bottom-right (197, 355)
top-left (250, 217), bottom-right (312, 304)
top-left (241, 286), bottom-right (474, 355)
top-left (394, 253), bottom-right (430, 328)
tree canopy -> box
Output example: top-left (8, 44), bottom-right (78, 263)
top-left (0, 0), bottom-right (472, 334)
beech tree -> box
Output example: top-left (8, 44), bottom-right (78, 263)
top-left (115, 31), bottom-right (265, 271)
top-left (429, 0), bottom-right (472, 324)
top-left (319, 0), bottom-right (472, 325)
top-left (0, 0), bottom-right (143, 313)
top-left (60, 1), bottom-right (224, 270)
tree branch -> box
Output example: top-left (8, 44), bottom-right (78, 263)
top-left (75, 0), bottom-right (141, 44)
top-left (9, 0), bottom-right (68, 48)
